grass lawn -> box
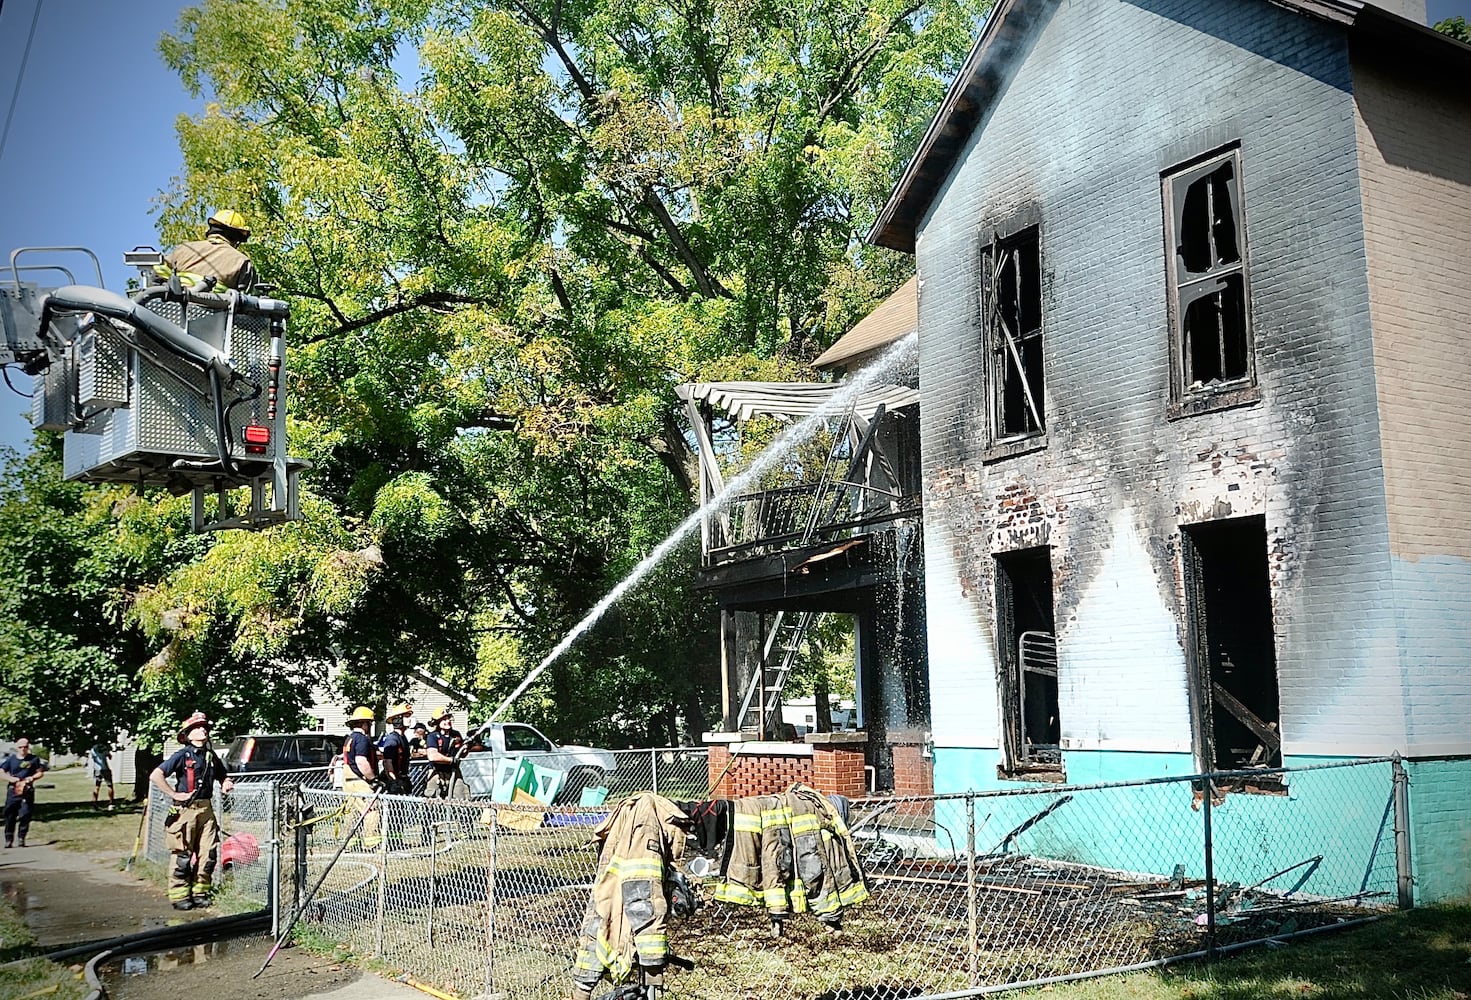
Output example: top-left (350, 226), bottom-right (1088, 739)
top-left (28, 764), bottom-right (146, 858)
top-left (0, 898), bottom-right (88, 1000)
top-left (1014, 906), bottom-right (1471, 1000)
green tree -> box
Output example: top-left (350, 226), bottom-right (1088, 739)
top-left (143, 0), bottom-right (986, 744)
top-left (1433, 16), bottom-right (1469, 43)
top-left (0, 0), bottom-right (985, 748)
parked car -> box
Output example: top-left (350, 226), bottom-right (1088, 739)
top-left (223, 732), bottom-right (344, 773)
top-left (459, 722), bottom-right (617, 804)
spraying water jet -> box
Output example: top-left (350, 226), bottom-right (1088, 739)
top-left (464, 331), bottom-right (919, 746)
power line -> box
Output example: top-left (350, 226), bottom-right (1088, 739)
top-left (0, 0), bottom-right (44, 167)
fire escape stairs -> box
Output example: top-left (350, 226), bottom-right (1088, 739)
top-left (735, 403), bottom-right (889, 737)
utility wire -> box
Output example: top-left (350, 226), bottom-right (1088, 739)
top-left (0, 0), bottom-right (43, 167)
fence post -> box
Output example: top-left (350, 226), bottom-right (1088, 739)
top-left (294, 786), bottom-right (308, 922)
top-left (269, 784), bottom-right (280, 939)
top-left (651, 748), bottom-right (660, 796)
top-left (1392, 754), bottom-right (1414, 909)
top-left (485, 804), bottom-right (498, 998)
top-left (1202, 776), bottom-right (1217, 960)
top-left (376, 817), bottom-right (389, 957)
top-left (966, 792), bottom-right (978, 988)
top-left (428, 810), bottom-right (439, 950)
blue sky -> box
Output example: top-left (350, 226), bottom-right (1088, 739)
top-left (1, 0), bottom-right (1468, 458)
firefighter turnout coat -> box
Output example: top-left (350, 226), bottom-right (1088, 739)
top-left (571, 792), bottom-right (692, 993)
top-left (714, 783), bottom-right (869, 923)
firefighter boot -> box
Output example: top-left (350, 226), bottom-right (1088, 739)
top-left (169, 853), bottom-right (196, 910)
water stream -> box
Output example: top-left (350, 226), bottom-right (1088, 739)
top-left (475, 331), bottom-right (919, 732)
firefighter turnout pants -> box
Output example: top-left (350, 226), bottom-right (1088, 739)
top-left (165, 801), bottom-right (220, 904)
top-left (343, 777), bottom-right (382, 850)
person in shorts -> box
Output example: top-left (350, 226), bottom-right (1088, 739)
top-left (89, 741), bottom-right (116, 811)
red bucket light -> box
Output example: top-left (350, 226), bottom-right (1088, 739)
top-left (243, 424), bottom-right (271, 454)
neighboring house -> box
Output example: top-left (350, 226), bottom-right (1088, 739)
top-left (304, 665), bottom-right (478, 736)
top-left (869, 0), bottom-right (1471, 898)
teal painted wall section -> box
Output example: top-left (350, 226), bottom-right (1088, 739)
top-left (1406, 758), bottom-right (1471, 903)
top-left (931, 747), bottom-right (1401, 902)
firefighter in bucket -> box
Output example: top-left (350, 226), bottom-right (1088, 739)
top-left (150, 711), bottom-right (234, 910)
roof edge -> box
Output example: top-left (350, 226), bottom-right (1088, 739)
top-left (868, 0), bottom-right (1470, 254)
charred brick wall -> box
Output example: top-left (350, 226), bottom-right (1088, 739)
top-left (914, 0), bottom-right (1412, 787)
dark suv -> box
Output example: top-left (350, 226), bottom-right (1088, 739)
top-left (223, 733), bottom-right (343, 772)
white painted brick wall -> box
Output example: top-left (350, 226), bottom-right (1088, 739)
top-left (915, 0), bottom-right (1432, 762)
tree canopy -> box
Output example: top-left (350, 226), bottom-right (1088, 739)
top-left (2, 0), bottom-right (987, 751)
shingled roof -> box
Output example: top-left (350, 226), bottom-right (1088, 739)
top-left (814, 276), bottom-right (918, 371)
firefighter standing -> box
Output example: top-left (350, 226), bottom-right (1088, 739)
top-left (342, 707), bottom-right (383, 850)
top-left (150, 713), bottom-right (233, 909)
top-left (409, 723), bottom-right (429, 758)
top-left (158, 209), bottom-right (260, 292)
top-left (3, 738), bottom-right (46, 848)
top-left (377, 704), bottom-right (413, 796)
top-left (423, 708), bottom-right (467, 800)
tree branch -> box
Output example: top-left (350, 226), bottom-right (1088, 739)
top-left (293, 290), bottom-right (497, 344)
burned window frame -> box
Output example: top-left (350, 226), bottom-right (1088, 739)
top-left (1163, 145), bottom-right (1260, 417)
top-left (1179, 516), bottom-right (1286, 795)
top-left (981, 226), bottom-right (1046, 457)
top-left (994, 546), bottom-right (1064, 781)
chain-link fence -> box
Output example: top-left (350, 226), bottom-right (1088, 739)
top-left (280, 755), bottom-right (1403, 1000)
top-left (143, 778), bottom-right (280, 917)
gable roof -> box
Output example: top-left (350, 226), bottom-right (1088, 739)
top-left (813, 276), bottom-right (918, 370)
top-left (868, 0), bottom-right (1471, 253)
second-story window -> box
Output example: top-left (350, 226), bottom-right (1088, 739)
top-left (982, 226), bottom-right (1044, 444)
top-left (1164, 147), bottom-right (1254, 408)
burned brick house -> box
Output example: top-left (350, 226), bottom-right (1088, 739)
top-left (869, 0), bottom-right (1471, 898)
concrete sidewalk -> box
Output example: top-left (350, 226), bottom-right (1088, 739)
top-left (1, 842), bottom-right (434, 998)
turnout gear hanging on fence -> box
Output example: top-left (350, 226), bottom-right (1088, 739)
top-left (714, 783), bottom-right (868, 928)
top-left (151, 715), bottom-right (233, 910)
top-left (571, 792), bottom-right (694, 999)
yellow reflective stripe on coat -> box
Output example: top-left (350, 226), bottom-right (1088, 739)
top-left (605, 857), bottom-right (664, 880)
top-left (789, 812), bottom-right (822, 835)
top-left (572, 928), bottom-right (631, 981)
top-left (714, 881), bottom-right (760, 905)
top-left (733, 812), bottom-right (762, 833)
top-left (633, 931), bottom-right (667, 961)
top-left (759, 805), bottom-right (791, 829)
top-left (152, 262), bottom-right (238, 292)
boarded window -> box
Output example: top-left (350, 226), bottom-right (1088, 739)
top-left (982, 227), bottom-right (1044, 443)
top-left (1164, 148), bottom-right (1254, 402)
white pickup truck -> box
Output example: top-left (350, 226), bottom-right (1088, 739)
top-left (457, 721), bottom-right (617, 803)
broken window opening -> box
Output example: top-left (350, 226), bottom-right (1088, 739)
top-left (984, 227), bottom-right (1044, 442)
top-left (1181, 516), bottom-right (1283, 783)
top-left (995, 547), bottom-right (1062, 777)
top-left (1165, 149), bottom-right (1253, 400)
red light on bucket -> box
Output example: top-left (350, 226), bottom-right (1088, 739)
top-left (243, 424), bottom-right (271, 454)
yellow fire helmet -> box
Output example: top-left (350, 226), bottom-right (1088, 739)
top-left (429, 706), bottom-right (453, 723)
top-left (207, 208), bottom-right (250, 240)
top-left (347, 705), bottom-right (375, 724)
top-left (385, 702), bottom-right (413, 721)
